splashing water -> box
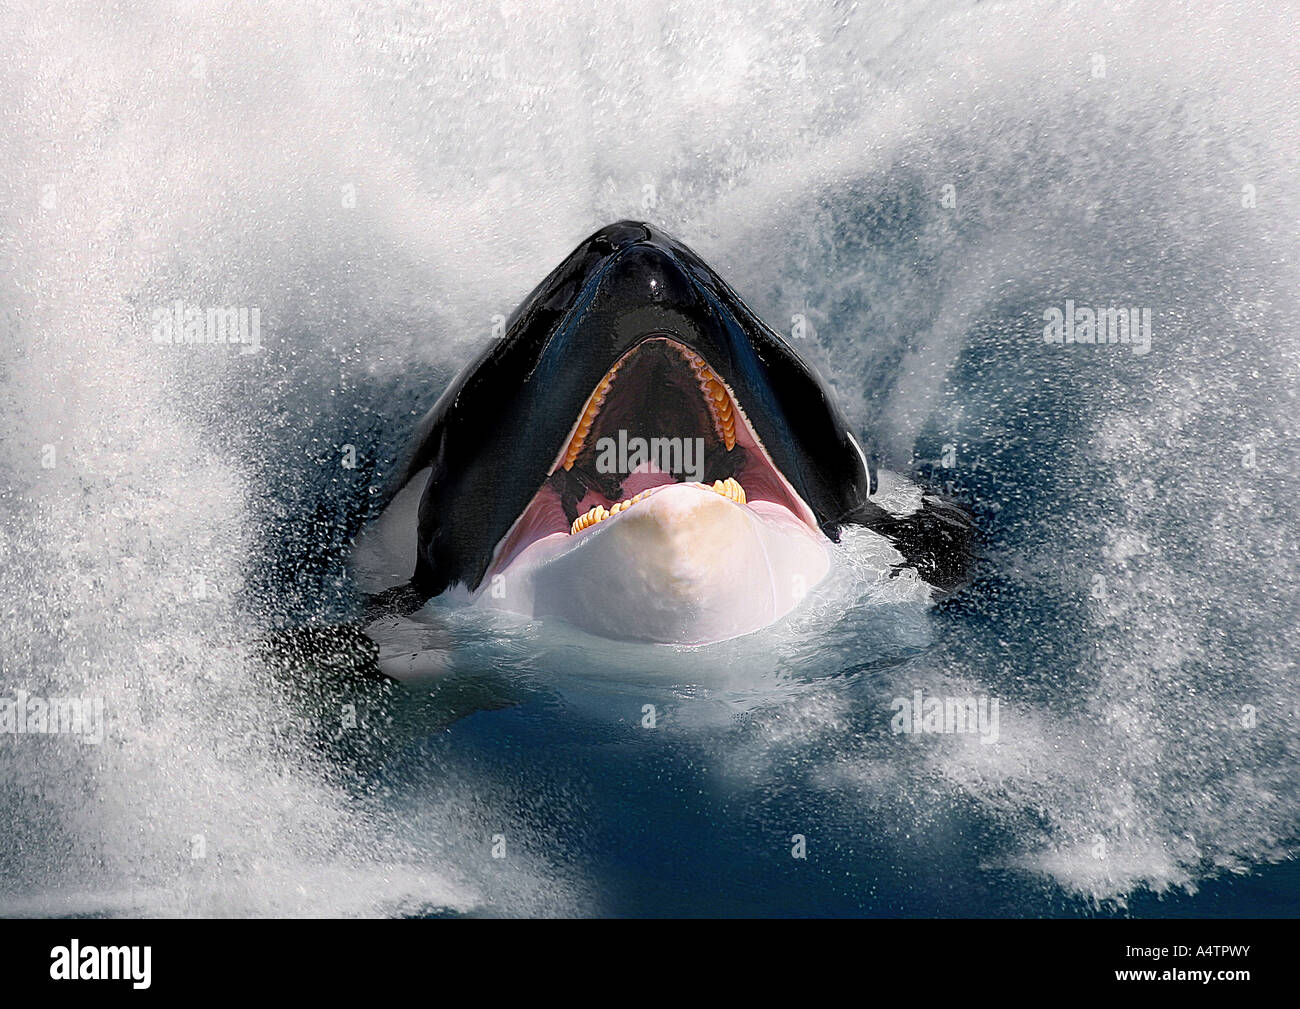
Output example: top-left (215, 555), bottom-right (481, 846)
top-left (1, 0), bottom-right (1297, 915)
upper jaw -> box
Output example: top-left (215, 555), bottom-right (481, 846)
top-left (554, 334), bottom-right (821, 527)
top-left (548, 335), bottom-right (740, 479)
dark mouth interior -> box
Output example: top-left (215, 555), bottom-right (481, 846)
top-left (548, 338), bottom-right (744, 520)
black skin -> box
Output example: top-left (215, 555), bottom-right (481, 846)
top-left (855, 496), bottom-right (976, 593)
top-left (375, 221), bottom-right (973, 609)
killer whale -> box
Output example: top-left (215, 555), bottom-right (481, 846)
top-left (355, 221), bottom-right (972, 643)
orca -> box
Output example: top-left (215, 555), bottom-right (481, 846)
top-left (354, 221), bottom-right (972, 644)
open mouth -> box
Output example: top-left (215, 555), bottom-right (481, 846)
top-left (484, 335), bottom-right (820, 578)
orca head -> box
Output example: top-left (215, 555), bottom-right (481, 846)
top-left (395, 221), bottom-right (875, 643)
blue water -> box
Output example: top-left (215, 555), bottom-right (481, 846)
top-left (1, 0), bottom-right (1296, 917)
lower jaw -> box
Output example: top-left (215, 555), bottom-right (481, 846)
top-left (475, 483), bottom-right (830, 645)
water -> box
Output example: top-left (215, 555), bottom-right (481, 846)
top-left (1, 0), bottom-right (1297, 917)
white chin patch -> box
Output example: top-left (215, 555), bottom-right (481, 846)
top-left (476, 482), bottom-right (829, 645)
